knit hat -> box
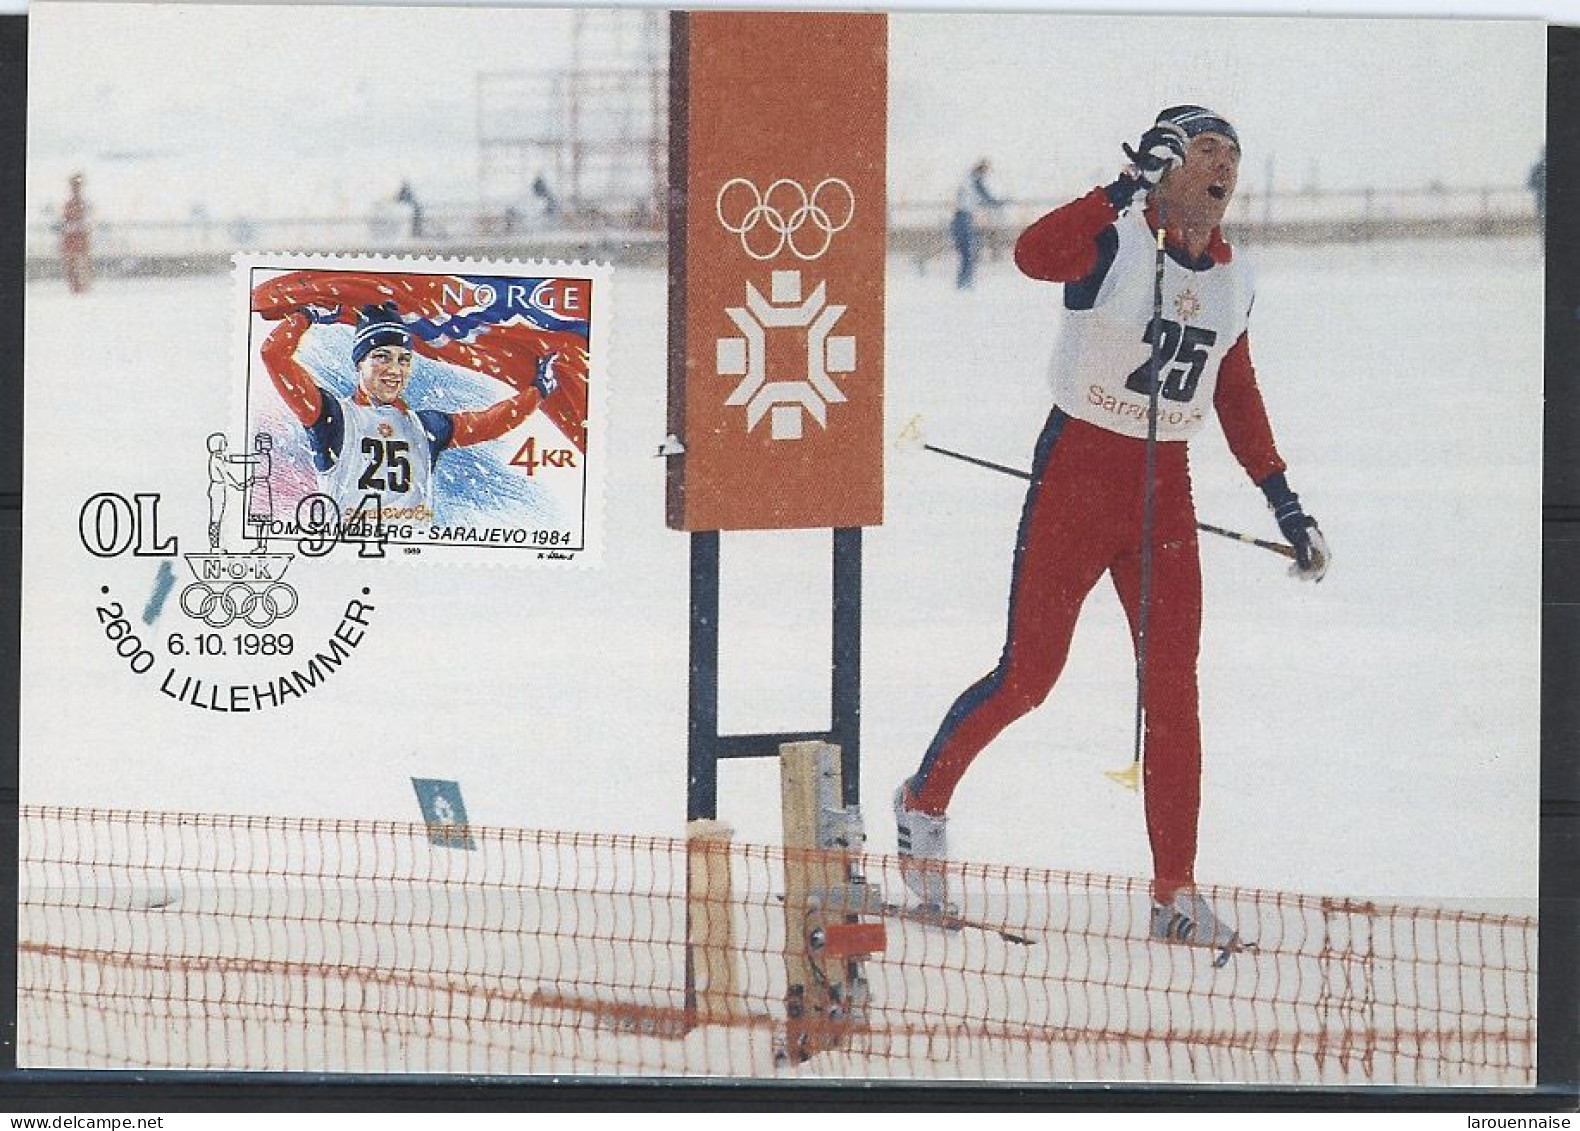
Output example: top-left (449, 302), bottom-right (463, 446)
top-left (1156, 105), bottom-right (1239, 148)
top-left (351, 301), bottom-right (412, 366)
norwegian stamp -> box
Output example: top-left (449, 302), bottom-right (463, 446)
top-left (236, 253), bottom-right (608, 563)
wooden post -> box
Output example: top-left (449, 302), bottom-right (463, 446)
top-left (780, 740), bottom-right (847, 1061)
top-left (686, 818), bottom-right (738, 1022)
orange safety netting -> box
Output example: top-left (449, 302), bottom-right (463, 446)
top-left (17, 806), bottom-right (1535, 1084)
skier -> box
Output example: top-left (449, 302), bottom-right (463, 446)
top-left (260, 301), bottom-right (559, 526)
top-left (895, 107), bottom-right (1330, 957)
top-left (951, 158), bottom-right (1006, 289)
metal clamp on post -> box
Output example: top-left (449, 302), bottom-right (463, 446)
top-left (818, 804), bottom-right (866, 853)
top-left (807, 797), bottom-right (883, 1035)
top-left (777, 742), bottom-right (883, 1063)
top-left (811, 880), bottom-right (886, 918)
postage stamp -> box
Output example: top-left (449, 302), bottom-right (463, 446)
top-left (235, 253), bottom-right (607, 563)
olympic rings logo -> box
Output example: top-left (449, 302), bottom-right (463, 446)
top-left (179, 581), bottom-right (299, 629)
top-left (715, 177), bottom-right (856, 262)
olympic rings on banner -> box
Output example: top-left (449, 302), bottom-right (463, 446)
top-left (179, 581), bottom-right (299, 628)
top-left (715, 177), bottom-right (856, 262)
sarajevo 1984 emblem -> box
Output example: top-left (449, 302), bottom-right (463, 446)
top-left (76, 425), bottom-right (378, 714)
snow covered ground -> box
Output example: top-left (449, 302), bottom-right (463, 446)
top-left (20, 236), bottom-right (1542, 911)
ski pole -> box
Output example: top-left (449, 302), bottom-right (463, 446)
top-left (920, 442), bottom-right (1295, 561)
top-left (1128, 214), bottom-right (1168, 792)
top-left (1194, 521), bottom-right (1297, 561)
top-left (921, 443), bottom-right (1029, 481)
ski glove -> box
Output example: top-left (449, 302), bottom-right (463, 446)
top-left (1107, 123), bottom-right (1188, 210)
top-left (533, 352), bottom-right (560, 400)
top-left (300, 304), bottom-right (343, 325)
top-left (1260, 472), bottom-right (1331, 583)
top-left (1124, 123), bottom-right (1188, 189)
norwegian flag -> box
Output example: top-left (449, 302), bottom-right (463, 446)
top-left (251, 270), bottom-right (591, 452)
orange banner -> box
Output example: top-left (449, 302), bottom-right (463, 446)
top-left (667, 12), bottom-right (887, 532)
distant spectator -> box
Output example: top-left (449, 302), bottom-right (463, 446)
top-left (1529, 147), bottom-right (1546, 242)
top-left (395, 180), bottom-right (426, 240)
top-left (60, 173), bottom-right (92, 295)
top-left (952, 159), bottom-right (1006, 290)
top-left (533, 174), bottom-right (562, 220)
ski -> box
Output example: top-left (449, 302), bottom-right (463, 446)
top-left (771, 892), bottom-right (1041, 946)
top-left (1209, 938), bottom-right (1256, 968)
top-left (1152, 931), bottom-right (1256, 968)
top-left (878, 902), bottom-right (1040, 947)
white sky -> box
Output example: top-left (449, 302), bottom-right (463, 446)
top-left (889, 15), bottom-right (1546, 206)
top-left (27, 4), bottom-right (585, 218)
top-left (26, 1), bottom-right (1548, 220)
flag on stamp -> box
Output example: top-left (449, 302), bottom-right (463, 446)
top-left (667, 12), bottom-right (887, 532)
top-left (252, 270), bottom-right (592, 453)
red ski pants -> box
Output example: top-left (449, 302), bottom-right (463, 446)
top-left (912, 408), bottom-right (1203, 899)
